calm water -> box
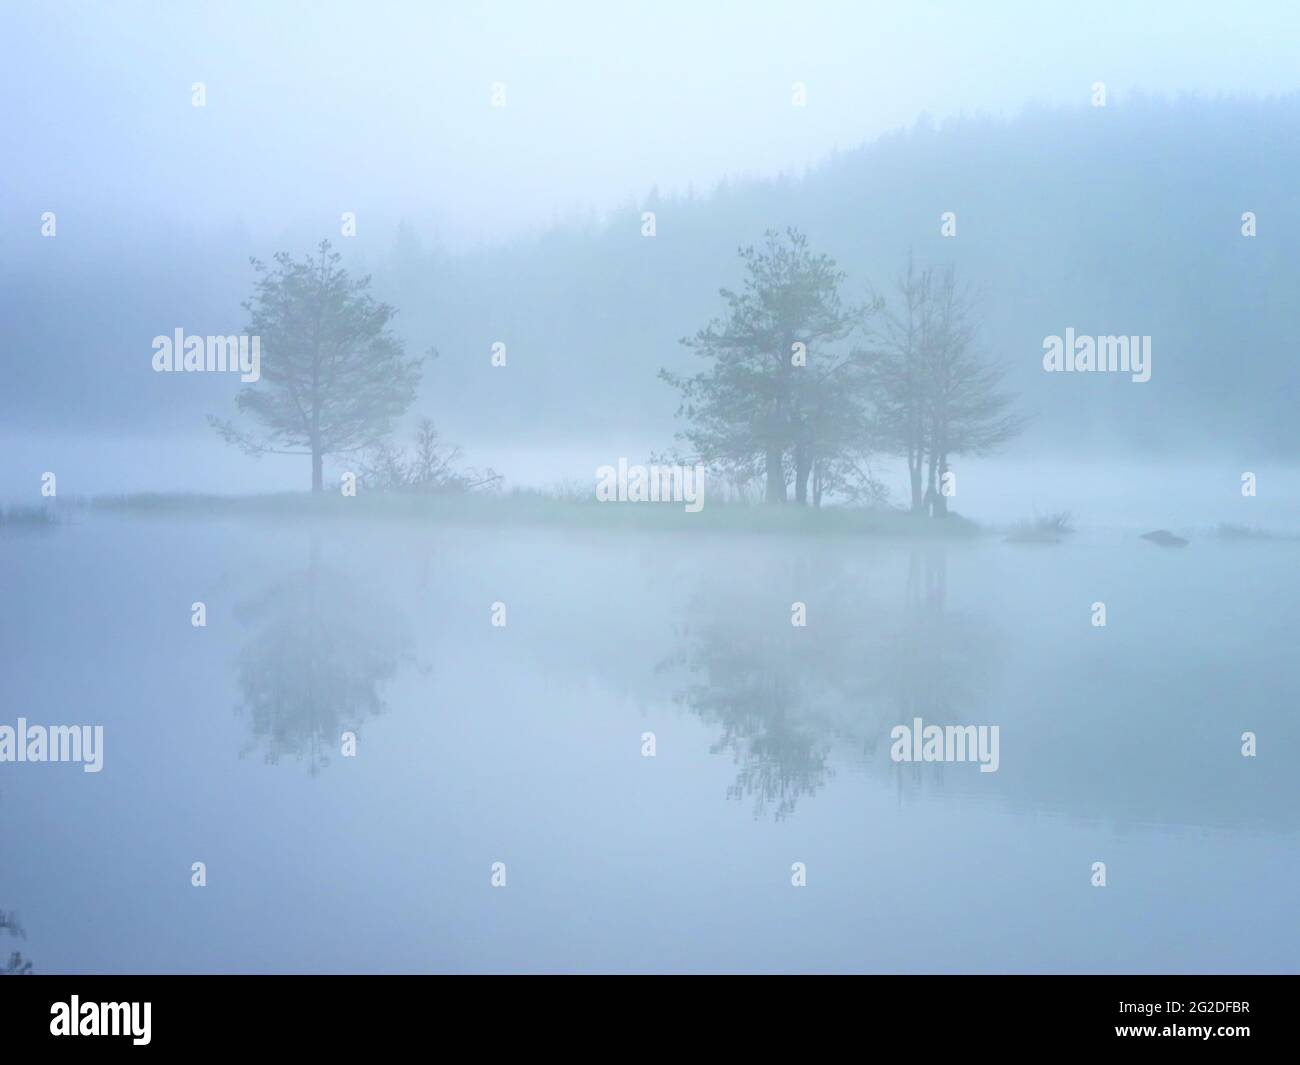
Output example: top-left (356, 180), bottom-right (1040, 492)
top-left (2, 512), bottom-right (1297, 973)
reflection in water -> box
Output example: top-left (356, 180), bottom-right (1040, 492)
top-left (665, 546), bottom-right (995, 818)
top-left (233, 537), bottom-right (413, 773)
top-left (4, 516), bottom-right (1298, 973)
top-left (657, 540), bottom-right (1300, 834)
top-left (886, 547), bottom-right (995, 794)
top-left (0, 909), bottom-right (33, 975)
top-left (669, 614), bottom-right (833, 821)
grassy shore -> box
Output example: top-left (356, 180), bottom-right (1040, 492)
top-left (88, 489), bottom-right (981, 540)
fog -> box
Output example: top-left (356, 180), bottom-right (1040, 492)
top-left (2, 2), bottom-right (1298, 975)
top-left (5, 2), bottom-right (1300, 484)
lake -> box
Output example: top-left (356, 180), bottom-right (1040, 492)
top-left (2, 510), bottom-right (1297, 973)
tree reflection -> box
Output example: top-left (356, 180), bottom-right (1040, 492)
top-left (671, 615), bottom-right (833, 821)
top-left (665, 545), bottom-right (994, 817)
top-left (0, 909), bottom-right (32, 975)
top-left (233, 538), bottom-right (412, 773)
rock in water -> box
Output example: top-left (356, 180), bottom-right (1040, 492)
top-left (1140, 529), bottom-right (1189, 547)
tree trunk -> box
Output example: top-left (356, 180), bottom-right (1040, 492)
top-left (909, 452), bottom-right (924, 513)
top-left (794, 449), bottom-right (811, 505)
top-left (924, 451), bottom-right (938, 517)
top-left (764, 447), bottom-right (786, 504)
top-left (311, 448), bottom-right (323, 494)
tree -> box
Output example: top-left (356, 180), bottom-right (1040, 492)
top-left (661, 229), bottom-right (869, 504)
top-left (918, 268), bottom-right (1027, 516)
top-left (868, 261), bottom-right (1026, 516)
top-left (210, 241), bottom-right (423, 492)
top-left (794, 351), bottom-right (879, 507)
top-left (867, 259), bottom-right (936, 512)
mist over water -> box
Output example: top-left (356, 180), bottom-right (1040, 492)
top-left (2, 515), bottom-right (1297, 972)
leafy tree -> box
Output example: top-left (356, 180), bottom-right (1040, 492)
top-left (661, 229), bottom-right (870, 503)
top-left (211, 241), bottom-right (423, 492)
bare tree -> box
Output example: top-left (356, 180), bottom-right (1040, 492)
top-left (357, 417), bottom-right (501, 494)
top-left (869, 261), bottom-right (1026, 517)
top-left (920, 268), bottom-right (1027, 516)
top-left (867, 258), bottom-right (936, 513)
top-left (210, 241), bottom-right (423, 492)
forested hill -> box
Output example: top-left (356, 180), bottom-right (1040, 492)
top-left (5, 94), bottom-right (1298, 462)
top-left (385, 93), bottom-right (1300, 459)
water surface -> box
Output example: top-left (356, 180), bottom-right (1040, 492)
top-left (2, 513), bottom-right (1296, 972)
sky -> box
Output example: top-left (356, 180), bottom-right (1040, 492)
top-left (5, 0), bottom-right (1300, 248)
